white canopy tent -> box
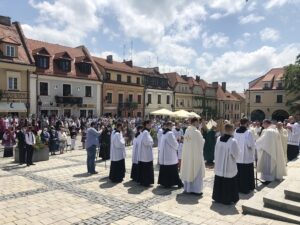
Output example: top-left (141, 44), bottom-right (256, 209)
top-left (0, 102), bottom-right (27, 113)
top-left (188, 112), bottom-right (201, 118)
top-left (172, 110), bottom-right (191, 118)
top-left (150, 108), bottom-right (174, 116)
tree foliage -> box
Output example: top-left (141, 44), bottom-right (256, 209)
top-left (284, 54), bottom-right (300, 113)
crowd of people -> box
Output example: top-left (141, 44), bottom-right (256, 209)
top-left (1, 114), bottom-right (300, 205)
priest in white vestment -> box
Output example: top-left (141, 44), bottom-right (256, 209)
top-left (256, 120), bottom-right (287, 185)
top-left (276, 122), bottom-right (288, 164)
top-left (213, 123), bottom-right (240, 204)
top-left (109, 123), bottom-right (126, 183)
top-left (158, 121), bottom-right (183, 188)
top-left (180, 117), bottom-right (205, 195)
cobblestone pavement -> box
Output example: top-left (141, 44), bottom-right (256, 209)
top-left (0, 140), bottom-right (292, 225)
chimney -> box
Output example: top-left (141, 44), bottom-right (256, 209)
top-left (181, 75), bottom-right (188, 81)
top-left (212, 82), bottom-right (218, 88)
top-left (195, 75), bottom-right (200, 82)
top-left (153, 67), bottom-right (159, 73)
top-left (0, 16), bottom-right (11, 26)
top-left (106, 55), bottom-right (113, 63)
top-left (124, 60), bottom-right (133, 67)
top-left (222, 82), bottom-right (226, 92)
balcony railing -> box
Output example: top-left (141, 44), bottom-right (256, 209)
top-left (1, 90), bottom-right (28, 100)
top-left (118, 102), bottom-right (138, 110)
top-left (55, 96), bottom-right (83, 105)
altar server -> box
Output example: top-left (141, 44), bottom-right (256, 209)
top-left (109, 123), bottom-right (126, 183)
top-left (158, 121), bottom-right (183, 188)
top-left (234, 118), bottom-right (256, 194)
top-left (213, 123), bottom-right (240, 204)
top-left (138, 120), bottom-right (154, 187)
top-left (130, 125), bottom-right (143, 182)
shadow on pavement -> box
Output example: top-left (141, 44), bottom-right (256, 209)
top-left (210, 202), bottom-right (239, 215)
top-left (176, 192), bottom-right (203, 205)
top-left (152, 186), bottom-right (177, 196)
top-left (73, 173), bottom-right (91, 178)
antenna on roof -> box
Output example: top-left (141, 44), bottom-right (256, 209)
top-left (123, 43), bottom-right (126, 61)
top-left (130, 40), bottom-right (133, 61)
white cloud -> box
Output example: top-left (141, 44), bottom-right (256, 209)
top-left (202, 32), bottom-right (229, 48)
top-left (195, 44), bottom-right (300, 91)
top-left (209, 13), bottom-right (224, 20)
top-left (264, 0), bottom-right (289, 9)
top-left (239, 14), bottom-right (265, 24)
top-left (207, 0), bottom-right (246, 14)
top-left (260, 27), bottom-right (280, 42)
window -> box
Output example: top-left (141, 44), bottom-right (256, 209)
top-left (138, 95), bottom-right (142, 104)
top-left (147, 94), bottom-right (152, 104)
top-left (118, 94), bottom-right (123, 103)
top-left (36, 56), bottom-right (49, 69)
top-left (105, 73), bottom-right (111, 81)
top-left (80, 110), bottom-right (87, 118)
top-left (8, 77), bottom-right (18, 90)
top-left (117, 74), bottom-right (122, 82)
top-left (255, 95), bottom-right (261, 103)
top-left (167, 95), bottom-right (170, 104)
top-left (176, 99), bottom-right (179, 107)
top-left (78, 63), bottom-right (91, 74)
top-left (277, 82), bottom-right (283, 89)
top-left (137, 77), bottom-right (140, 85)
top-left (137, 112), bottom-right (142, 117)
top-left (88, 110), bottom-right (93, 117)
top-left (106, 93), bottom-right (112, 104)
top-left (127, 76), bottom-right (131, 83)
top-left (158, 95), bottom-right (161, 104)
top-left (63, 84), bottom-right (71, 96)
top-left (57, 59), bottom-right (71, 72)
top-left (128, 94), bottom-right (133, 102)
top-left (40, 82), bottom-right (48, 96)
top-left (85, 86), bottom-right (92, 97)
top-left (6, 45), bottom-right (15, 57)
top-left (264, 83), bottom-right (268, 89)
top-left (277, 95), bottom-right (283, 103)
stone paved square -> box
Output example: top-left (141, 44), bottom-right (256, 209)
top-left (0, 141), bottom-right (297, 225)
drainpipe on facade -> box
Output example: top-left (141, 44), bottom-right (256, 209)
top-left (36, 73), bottom-right (39, 120)
top-left (27, 69), bottom-right (30, 118)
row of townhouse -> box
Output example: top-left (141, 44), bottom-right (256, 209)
top-left (0, 16), bottom-right (245, 120)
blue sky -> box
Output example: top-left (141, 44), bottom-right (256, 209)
top-left (1, 0), bottom-right (300, 91)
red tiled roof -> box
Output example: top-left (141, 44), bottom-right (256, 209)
top-left (250, 68), bottom-right (284, 90)
top-left (0, 23), bottom-right (32, 65)
top-left (217, 85), bottom-right (239, 101)
top-left (92, 56), bottom-right (142, 75)
top-left (164, 72), bottom-right (188, 87)
top-left (27, 39), bottom-right (100, 80)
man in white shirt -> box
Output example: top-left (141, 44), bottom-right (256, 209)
top-left (234, 118), bottom-right (256, 194)
top-left (286, 116), bottom-right (300, 161)
top-left (213, 123), bottom-right (240, 204)
top-left (130, 126), bottom-right (143, 182)
top-left (25, 126), bottom-right (36, 166)
top-left (109, 123), bottom-right (126, 183)
top-left (138, 120), bottom-right (154, 187)
top-left (173, 122), bottom-right (184, 169)
top-left (158, 121), bottom-right (183, 188)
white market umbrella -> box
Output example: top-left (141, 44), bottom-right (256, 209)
top-left (188, 112), bottom-right (201, 118)
top-left (206, 119), bottom-right (217, 130)
top-left (172, 110), bottom-right (191, 118)
top-left (150, 108), bottom-right (174, 116)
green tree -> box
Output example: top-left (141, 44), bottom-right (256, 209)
top-left (284, 54), bottom-right (300, 113)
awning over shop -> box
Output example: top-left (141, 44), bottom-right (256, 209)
top-left (0, 102), bottom-right (27, 112)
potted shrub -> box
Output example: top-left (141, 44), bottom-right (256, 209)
top-left (15, 135), bottom-right (49, 163)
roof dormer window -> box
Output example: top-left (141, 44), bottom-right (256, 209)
top-left (6, 45), bottom-right (15, 57)
top-left (75, 56), bottom-right (91, 74)
top-left (35, 55), bottom-right (49, 69)
top-left (58, 59), bottom-right (71, 72)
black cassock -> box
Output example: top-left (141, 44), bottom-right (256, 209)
top-left (99, 129), bottom-right (111, 160)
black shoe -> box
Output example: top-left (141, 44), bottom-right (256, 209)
top-left (192, 192), bottom-right (203, 196)
top-left (30, 163), bottom-right (36, 166)
top-left (90, 171), bottom-right (99, 175)
top-left (178, 182), bottom-right (184, 188)
top-left (26, 164), bottom-right (30, 167)
top-left (262, 181), bottom-right (271, 185)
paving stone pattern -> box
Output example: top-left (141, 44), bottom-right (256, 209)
top-left (0, 140), bottom-right (293, 225)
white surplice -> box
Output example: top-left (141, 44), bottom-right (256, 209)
top-left (110, 131), bottom-right (126, 161)
top-left (214, 137), bottom-right (239, 178)
top-left (159, 131), bottom-right (179, 165)
top-left (256, 127), bottom-right (287, 181)
top-left (138, 130), bottom-right (154, 162)
top-left (180, 125), bottom-right (205, 193)
top-left (234, 130), bottom-right (255, 164)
